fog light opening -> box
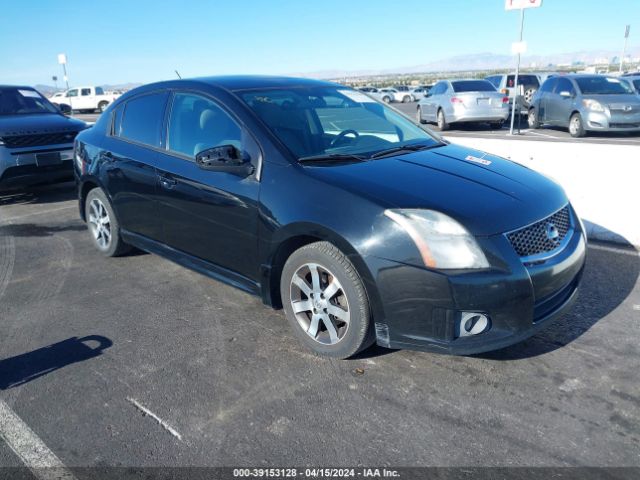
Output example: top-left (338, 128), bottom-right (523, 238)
top-left (458, 312), bottom-right (491, 338)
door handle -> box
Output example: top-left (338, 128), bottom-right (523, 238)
top-left (159, 176), bottom-right (177, 190)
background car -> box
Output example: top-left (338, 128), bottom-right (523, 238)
top-left (417, 79), bottom-right (510, 130)
top-left (409, 86), bottom-right (431, 101)
top-left (357, 86), bottom-right (394, 103)
top-left (528, 74), bottom-right (640, 137)
top-left (485, 73), bottom-right (541, 112)
top-left (53, 86), bottom-right (120, 113)
top-left (0, 85), bottom-right (86, 190)
top-left (380, 87), bottom-right (412, 103)
top-left (621, 75), bottom-right (640, 94)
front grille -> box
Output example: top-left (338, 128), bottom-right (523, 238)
top-left (1, 131), bottom-right (78, 149)
top-left (507, 206), bottom-right (571, 258)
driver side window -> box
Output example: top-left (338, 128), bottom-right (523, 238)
top-left (167, 93), bottom-right (242, 158)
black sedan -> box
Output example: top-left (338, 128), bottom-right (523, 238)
top-left (74, 76), bottom-right (586, 358)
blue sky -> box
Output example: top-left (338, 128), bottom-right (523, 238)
top-left (0, 0), bottom-right (637, 86)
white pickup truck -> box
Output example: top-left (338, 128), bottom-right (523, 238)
top-left (52, 86), bottom-right (120, 113)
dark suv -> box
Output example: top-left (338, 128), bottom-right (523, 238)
top-left (74, 76), bottom-right (586, 358)
top-left (0, 86), bottom-right (86, 190)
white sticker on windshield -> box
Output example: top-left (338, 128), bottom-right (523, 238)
top-left (18, 89), bottom-right (41, 98)
top-left (338, 89), bottom-right (376, 103)
top-left (606, 78), bottom-right (621, 83)
top-left (466, 155), bottom-right (492, 166)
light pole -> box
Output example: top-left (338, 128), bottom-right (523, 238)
top-left (619, 25), bottom-right (630, 73)
top-left (509, 7), bottom-right (525, 135)
top-left (52, 75), bottom-right (58, 90)
top-left (57, 53), bottom-right (69, 90)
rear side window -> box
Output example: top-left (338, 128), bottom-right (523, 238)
top-left (506, 75), bottom-right (540, 88)
top-left (120, 92), bottom-right (168, 147)
top-left (81, 88), bottom-right (91, 96)
top-left (451, 80), bottom-right (496, 93)
top-left (96, 87), bottom-right (104, 95)
top-left (553, 78), bottom-right (576, 95)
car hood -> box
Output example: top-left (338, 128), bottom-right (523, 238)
top-left (305, 143), bottom-right (568, 236)
top-left (0, 113), bottom-right (86, 136)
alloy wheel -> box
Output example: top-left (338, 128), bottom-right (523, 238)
top-left (88, 198), bottom-right (111, 249)
top-left (289, 263), bottom-right (350, 345)
top-left (569, 116), bottom-right (581, 135)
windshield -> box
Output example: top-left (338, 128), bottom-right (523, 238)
top-left (241, 86), bottom-right (440, 159)
top-left (0, 88), bottom-right (59, 115)
top-left (575, 77), bottom-right (634, 95)
top-left (452, 80), bottom-right (496, 93)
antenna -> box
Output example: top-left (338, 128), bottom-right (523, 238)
top-left (175, 70), bottom-right (182, 79)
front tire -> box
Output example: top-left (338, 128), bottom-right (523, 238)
top-left (437, 109), bottom-right (449, 131)
top-left (569, 112), bottom-right (586, 138)
top-left (489, 120), bottom-right (505, 130)
top-left (402, 95), bottom-right (411, 103)
top-left (85, 188), bottom-right (131, 257)
top-left (382, 96), bottom-right (391, 103)
top-left (281, 241), bottom-right (374, 359)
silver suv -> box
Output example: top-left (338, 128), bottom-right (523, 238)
top-left (0, 85), bottom-right (86, 190)
top-left (485, 73), bottom-right (542, 111)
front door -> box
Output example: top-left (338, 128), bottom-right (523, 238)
top-left (154, 92), bottom-right (261, 281)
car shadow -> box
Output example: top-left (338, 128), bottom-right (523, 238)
top-left (0, 336), bottom-right (113, 390)
top-left (476, 237), bottom-right (639, 361)
top-left (0, 222), bottom-right (87, 237)
top-left (0, 181), bottom-right (76, 206)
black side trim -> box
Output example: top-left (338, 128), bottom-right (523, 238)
top-left (120, 230), bottom-right (261, 296)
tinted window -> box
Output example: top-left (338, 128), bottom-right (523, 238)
top-left (486, 76), bottom-right (501, 88)
top-left (67, 89), bottom-right (78, 97)
top-left (451, 80), bottom-right (496, 93)
top-left (539, 78), bottom-right (557, 93)
top-left (81, 88), bottom-right (91, 96)
top-left (95, 87), bottom-right (104, 95)
top-left (167, 93), bottom-right (242, 157)
top-left (575, 76), bottom-right (633, 95)
top-left (0, 88), bottom-right (58, 115)
top-left (431, 82), bottom-right (446, 95)
top-left (633, 79), bottom-right (640, 91)
top-left (120, 92), bottom-right (168, 146)
top-left (506, 75), bottom-right (540, 88)
top-left (553, 78), bottom-right (575, 95)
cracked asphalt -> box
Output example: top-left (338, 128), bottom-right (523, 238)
top-left (0, 182), bottom-right (638, 473)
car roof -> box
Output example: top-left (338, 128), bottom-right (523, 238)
top-left (170, 75), bottom-right (341, 92)
top-left (0, 85), bottom-right (37, 90)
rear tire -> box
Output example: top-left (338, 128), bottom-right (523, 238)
top-left (527, 108), bottom-right (540, 129)
top-left (437, 109), bottom-right (449, 131)
top-left (85, 188), bottom-right (131, 257)
top-left (402, 95), bottom-right (411, 103)
top-left (280, 241), bottom-right (374, 359)
top-left (98, 101), bottom-right (109, 113)
top-left (489, 120), bottom-right (505, 130)
top-left (569, 112), bottom-right (586, 138)
top-left (382, 96), bottom-right (391, 103)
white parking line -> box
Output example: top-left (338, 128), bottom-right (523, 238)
top-left (588, 243), bottom-right (639, 257)
top-left (0, 399), bottom-right (77, 480)
top-left (126, 398), bottom-right (183, 441)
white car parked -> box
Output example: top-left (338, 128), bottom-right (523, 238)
top-left (357, 87), bottom-right (395, 104)
top-left (379, 88), bottom-right (413, 103)
top-left (52, 86), bottom-right (120, 113)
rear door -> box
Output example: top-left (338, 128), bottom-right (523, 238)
top-left (154, 91), bottom-right (261, 280)
top-left (101, 91), bottom-right (169, 241)
top-left (78, 88), bottom-right (93, 110)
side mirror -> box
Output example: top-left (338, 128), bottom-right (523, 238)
top-left (559, 91), bottom-right (572, 98)
top-left (57, 103), bottom-right (72, 115)
top-left (195, 145), bottom-right (254, 177)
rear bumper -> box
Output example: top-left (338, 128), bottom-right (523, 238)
top-left (449, 109), bottom-right (510, 124)
top-left (365, 220), bottom-right (587, 355)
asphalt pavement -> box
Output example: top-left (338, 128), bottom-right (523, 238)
top-left (0, 182), bottom-right (639, 475)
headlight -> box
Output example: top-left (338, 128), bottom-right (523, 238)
top-left (582, 99), bottom-right (604, 112)
top-left (384, 209), bottom-right (489, 269)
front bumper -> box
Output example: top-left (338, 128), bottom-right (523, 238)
top-left (365, 223), bottom-right (587, 355)
top-left (0, 144), bottom-right (74, 190)
top-left (583, 110), bottom-right (640, 132)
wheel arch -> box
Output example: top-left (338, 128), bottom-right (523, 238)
top-left (78, 177), bottom-right (104, 221)
top-left (261, 223), bottom-right (385, 329)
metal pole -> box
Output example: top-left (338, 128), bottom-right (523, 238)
top-left (509, 7), bottom-right (525, 135)
top-left (619, 27), bottom-right (629, 73)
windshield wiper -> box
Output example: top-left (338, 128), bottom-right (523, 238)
top-left (369, 142), bottom-right (445, 160)
top-left (298, 153), bottom-right (367, 165)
